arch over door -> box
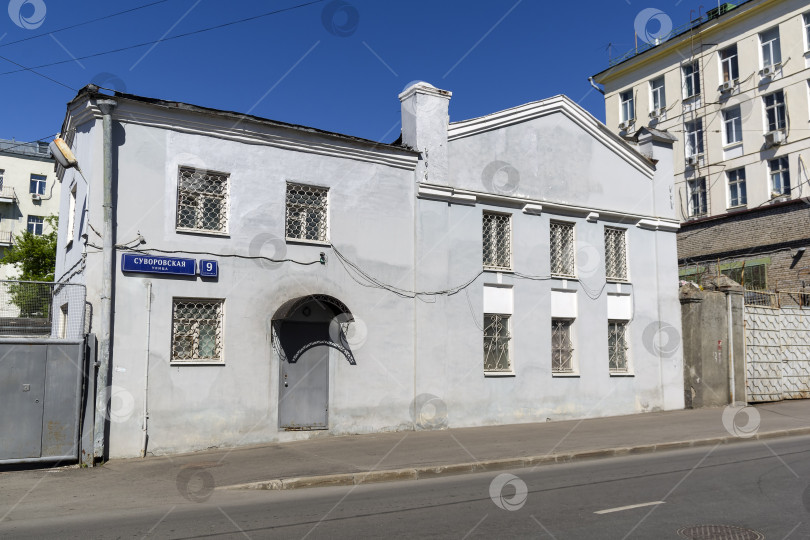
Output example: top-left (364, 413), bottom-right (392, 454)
top-left (272, 295), bottom-right (356, 430)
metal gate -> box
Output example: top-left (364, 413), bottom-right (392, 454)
top-left (745, 306), bottom-right (810, 402)
top-left (0, 281), bottom-right (92, 464)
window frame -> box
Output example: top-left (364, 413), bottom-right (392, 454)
top-left (684, 119), bottom-right (704, 157)
top-left (682, 61), bottom-right (701, 99)
top-left (727, 168), bottom-right (747, 208)
top-left (550, 221), bottom-right (576, 278)
top-left (604, 227), bottom-right (628, 282)
top-left (763, 90), bottom-right (786, 132)
top-left (551, 318), bottom-right (576, 375)
top-left (482, 211), bottom-right (512, 271)
top-left (687, 178), bottom-right (708, 217)
top-left (608, 320), bottom-right (631, 375)
top-left (66, 183), bottom-right (77, 248)
top-left (175, 167), bottom-right (230, 236)
top-left (759, 26), bottom-right (782, 68)
top-left (27, 215), bottom-right (44, 235)
top-left (285, 182), bottom-right (330, 244)
top-left (170, 298), bottom-right (225, 365)
top-left (619, 89), bottom-right (635, 123)
top-left (719, 44), bottom-right (739, 83)
top-left (722, 106), bottom-right (743, 146)
top-left (769, 157), bottom-right (790, 196)
top-left (29, 174), bottom-right (46, 195)
top-left (720, 263), bottom-right (767, 291)
top-left (483, 312), bottom-right (513, 376)
top-left (650, 77), bottom-right (666, 113)
top-left (804, 13), bottom-right (810, 52)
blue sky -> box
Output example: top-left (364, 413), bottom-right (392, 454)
top-left (1, 0), bottom-right (704, 144)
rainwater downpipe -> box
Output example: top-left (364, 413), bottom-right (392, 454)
top-left (588, 77), bottom-right (605, 95)
top-left (93, 98), bottom-right (117, 460)
top-left (141, 281), bottom-right (152, 457)
top-left (727, 292), bottom-right (736, 404)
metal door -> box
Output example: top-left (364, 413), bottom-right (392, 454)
top-left (0, 345), bottom-right (47, 459)
top-left (279, 345), bottom-right (329, 430)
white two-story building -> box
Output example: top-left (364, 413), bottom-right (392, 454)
top-left (55, 83), bottom-right (683, 458)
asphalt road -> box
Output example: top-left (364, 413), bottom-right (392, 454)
top-left (3, 435), bottom-right (810, 539)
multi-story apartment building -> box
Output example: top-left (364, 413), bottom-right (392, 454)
top-left (54, 84), bottom-right (682, 458)
top-left (592, 0), bottom-right (810, 298)
top-left (0, 139), bottom-right (60, 279)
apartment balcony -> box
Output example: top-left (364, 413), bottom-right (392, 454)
top-left (0, 231), bottom-right (13, 247)
top-left (0, 187), bottom-right (16, 204)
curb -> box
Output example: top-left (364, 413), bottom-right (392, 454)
top-left (217, 427), bottom-right (810, 492)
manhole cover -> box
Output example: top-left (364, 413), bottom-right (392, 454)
top-left (677, 525), bottom-right (764, 540)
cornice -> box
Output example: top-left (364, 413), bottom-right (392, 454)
top-left (419, 182), bottom-right (680, 229)
top-left (447, 96), bottom-right (655, 179)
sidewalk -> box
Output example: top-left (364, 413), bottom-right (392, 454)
top-left (2, 400), bottom-right (810, 520)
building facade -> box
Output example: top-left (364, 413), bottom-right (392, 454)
top-left (592, 0), bottom-right (810, 297)
top-left (0, 139), bottom-right (60, 279)
top-left (55, 83), bottom-right (683, 458)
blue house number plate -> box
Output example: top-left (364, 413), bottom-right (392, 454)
top-left (199, 259), bottom-right (218, 277)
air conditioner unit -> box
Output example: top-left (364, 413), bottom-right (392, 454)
top-left (618, 121), bottom-right (630, 131)
top-left (761, 64), bottom-right (779, 78)
top-left (649, 108), bottom-right (665, 119)
top-left (764, 130), bottom-right (785, 146)
top-left (686, 155), bottom-right (699, 167)
top-left (719, 80), bottom-right (735, 93)
top-left (771, 190), bottom-right (786, 199)
top-left (31, 194), bottom-right (41, 201)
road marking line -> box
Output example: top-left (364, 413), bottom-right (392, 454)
top-left (594, 501), bottom-right (665, 514)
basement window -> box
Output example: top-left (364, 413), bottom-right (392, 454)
top-left (171, 299), bottom-right (224, 364)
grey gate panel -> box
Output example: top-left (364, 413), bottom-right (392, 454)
top-left (0, 339), bottom-right (86, 464)
top-left (279, 346), bottom-right (329, 430)
top-left (0, 345), bottom-right (47, 459)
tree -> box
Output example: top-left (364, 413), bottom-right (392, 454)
top-left (1, 215), bottom-right (58, 317)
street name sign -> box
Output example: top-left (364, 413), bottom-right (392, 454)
top-left (121, 253), bottom-right (196, 276)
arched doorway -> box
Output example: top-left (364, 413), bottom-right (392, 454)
top-left (271, 295), bottom-right (356, 430)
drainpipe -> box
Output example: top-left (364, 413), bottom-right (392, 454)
top-left (727, 292), bottom-right (735, 404)
top-left (141, 281), bottom-right (152, 457)
top-left (93, 98), bottom-right (117, 460)
top-left (588, 77), bottom-right (605, 95)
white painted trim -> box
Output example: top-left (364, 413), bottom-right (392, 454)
top-left (636, 219), bottom-right (680, 232)
top-left (586, 212), bottom-right (600, 223)
top-left (420, 182), bottom-right (679, 226)
top-left (65, 98), bottom-right (420, 171)
top-left (417, 185), bottom-right (477, 205)
top-left (448, 95), bottom-right (655, 179)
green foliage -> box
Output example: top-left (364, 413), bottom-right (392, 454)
top-left (1, 215), bottom-right (58, 317)
top-left (1, 215), bottom-right (58, 281)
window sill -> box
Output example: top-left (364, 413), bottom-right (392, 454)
top-left (551, 274), bottom-right (577, 280)
top-left (484, 371), bottom-right (515, 377)
top-left (484, 267), bottom-right (514, 273)
top-left (682, 94), bottom-right (701, 103)
top-left (722, 141), bottom-right (743, 151)
top-left (286, 238), bottom-right (331, 247)
top-left (606, 278), bottom-right (630, 284)
top-left (609, 372), bottom-right (634, 377)
top-left (170, 361), bottom-right (226, 366)
top-left (727, 204), bottom-right (747, 211)
top-left (176, 228), bottom-right (230, 238)
top-left (65, 240), bottom-right (73, 251)
top-left (552, 372), bottom-right (580, 378)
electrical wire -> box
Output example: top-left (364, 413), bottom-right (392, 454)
top-left (0, 1), bottom-right (174, 49)
top-left (0, 0), bottom-right (327, 78)
top-left (113, 245), bottom-right (322, 265)
top-left (0, 133), bottom-right (59, 153)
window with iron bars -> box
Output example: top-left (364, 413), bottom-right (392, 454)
top-left (171, 299), bottom-right (224, 363)
top-left (608, 321), bottom-right (629, 374)
top-left (604, 227), bottom-right (628, 281)
top-left (176, 168), bottom-right (229, 233)
top-left (550, 222), bottom-right (575, 277)
top-left (721, 264), bottom-right (767, 291)
top-left (551, 319), bottom-right (574, 373)
top-left (483, 313), bottom-right (512, 373)
top-left (482, 212), bottom-right (511, 270)
top-left (286, 183), bottom-right (329, 242)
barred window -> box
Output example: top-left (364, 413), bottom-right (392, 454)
top-left (172, 299), bottom-right (224, 363)
top-left (176, 168), bottom-right (229, 233)
top-left (608, 321), bottom-right (629, 374)
top-left (550, 222), bottom-right (575, 277)
top-left (286, 183), bottom-right (328, 242)
top-left (483, 212), bottom-right (511, 270)
top-left (484, 314), bottom-right (512, 372)
top-left (604, 228), bottom-right (628, 281)
top-left (552, 319), bottom-right (574, 373)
